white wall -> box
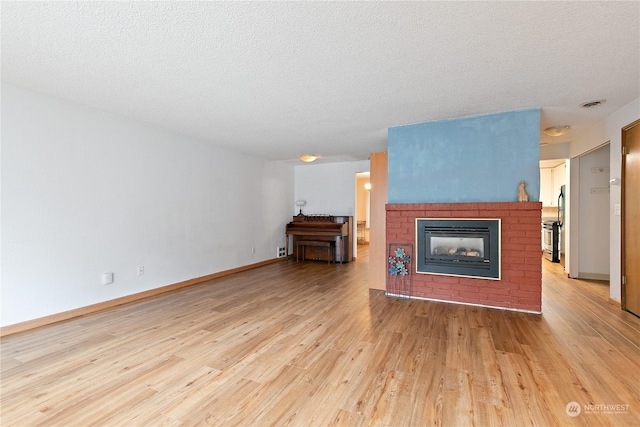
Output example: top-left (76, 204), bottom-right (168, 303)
top-left (1, 84), bottom-right (294, 327)
top-left (294, 160), bottom-right (370, 256)
top-left (294, 160), bottom-right (370, 216)
top-left (540, 142), bottom-right (569, 161)
top-left (568, 97), bottom-right (639, 301)
top-left (577, 145), bottom-right (610, 278)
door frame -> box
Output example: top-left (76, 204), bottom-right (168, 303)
top-left (621, 118), bottom-right (640, 311)
top-left (567, 142), bottom-right (610, 280)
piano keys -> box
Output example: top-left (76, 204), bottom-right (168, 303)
top-left (285, 215), bottom-right (353, 263)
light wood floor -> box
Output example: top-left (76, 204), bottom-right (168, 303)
top-left (2, 247), bottom-right (639, 426)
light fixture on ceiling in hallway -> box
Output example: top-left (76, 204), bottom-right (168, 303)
top-left (364, 183), bottom-right (372, 191)
top-left (299, 154), bottom-right (319, 162)
top-left (543, 126), bottom-right (571, 137)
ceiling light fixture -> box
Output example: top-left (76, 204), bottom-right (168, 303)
top-left (580, 99), bottom-right (606, 108)
top-left (299, 154), bottom-right (319, 163)
top-left (543, 126), bottom-right (571, 137)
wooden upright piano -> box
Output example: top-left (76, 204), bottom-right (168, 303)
top-left (285, 215), bottom-right (353, 263)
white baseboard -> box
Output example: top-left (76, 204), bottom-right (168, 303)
top-left (577, 272), bottom-right (610, 281)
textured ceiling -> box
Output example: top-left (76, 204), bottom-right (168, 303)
top-left (2, 1), bottom-right (638, 164)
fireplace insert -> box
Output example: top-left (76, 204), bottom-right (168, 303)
top-left (416, 218), bottom-right (500, 279)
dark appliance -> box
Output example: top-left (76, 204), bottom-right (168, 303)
top-left (542, 220), bottom-right (560, 262)
top-left (558, 185), bottom-right (565, 226)
top-left (543, 186), bottom-right (564, 263)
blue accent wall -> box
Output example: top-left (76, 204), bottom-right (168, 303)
top-left (388, 109), bottom-right (540, 204)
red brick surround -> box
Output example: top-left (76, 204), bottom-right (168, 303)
top-left (386, 202), bottom-right (542, 313)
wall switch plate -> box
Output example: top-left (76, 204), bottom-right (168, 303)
top-left (615, 204), bottom-right (621, 216)
top-left (137, 266), bottom-right (144, 276)
top-left (102, 272), bottom-right (114, 285)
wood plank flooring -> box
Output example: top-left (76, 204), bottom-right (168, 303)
top-left (2, 247), bottom-right (639, 426)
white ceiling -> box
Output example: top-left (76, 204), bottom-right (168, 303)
top-left (2, 1), bottom-right (638, 164)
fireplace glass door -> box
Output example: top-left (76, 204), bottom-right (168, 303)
top-left (416, 219), bottom-right (500, 279)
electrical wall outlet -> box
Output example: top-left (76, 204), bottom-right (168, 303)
top-left (137, 266), bottom-right (144, 276)
top-left (277, 247), bottom-right (286, 258)
top-left (102, 272), bottom-right (114, 285)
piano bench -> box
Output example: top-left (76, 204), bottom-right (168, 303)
top-left (296, 240), bottom-right (338, 264)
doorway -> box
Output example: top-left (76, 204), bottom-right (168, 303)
top-left (355, 172), bottom-right (371, 252)
top-left (575, 144), bottom-right (610, 280)
top-left (622, 119), bottom-right (640, 317)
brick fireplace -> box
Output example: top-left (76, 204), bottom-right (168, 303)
top-left (386, 202), bottom-right (542, 313)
